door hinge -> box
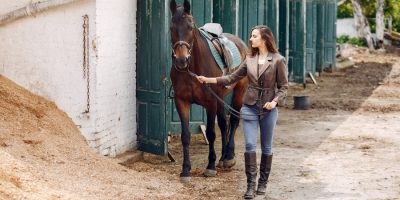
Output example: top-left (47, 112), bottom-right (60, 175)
top-left (162, 75), bottom-right (168, 86)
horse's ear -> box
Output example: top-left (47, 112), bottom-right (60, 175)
top-left (183, 0), bottom-right (191, 14)
top-left (170, 0), bottom-right (177, 14)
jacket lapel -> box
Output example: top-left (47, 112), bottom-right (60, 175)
top-left (258, 53), bottom-right (273, 79)
top-left (248, 55), bottom-right (258, 80)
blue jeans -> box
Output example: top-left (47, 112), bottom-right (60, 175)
top-left (241, 104), bottom-right (278, 155)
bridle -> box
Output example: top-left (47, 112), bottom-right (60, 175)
top-left (172, 39), bottom-right (194, 70)
top-left (171, 24), bottom-right (195, 72)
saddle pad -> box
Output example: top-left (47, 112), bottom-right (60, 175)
top-left (198, 28), bottom-right (242, 70)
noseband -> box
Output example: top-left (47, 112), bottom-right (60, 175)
top-left (172, 39), bottom-right (194, 72)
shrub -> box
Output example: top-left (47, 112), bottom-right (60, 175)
top-left (337, 35), bottom-right (367, 47)
top-left (337, 35), bottom-right (350, 44)
top-left (348, 37), bottom-right (367, 47)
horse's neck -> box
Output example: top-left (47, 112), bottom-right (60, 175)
top-left (192, 28), bottom-right (203, 56)
top-left (190, 28), bottom-right (210, 72)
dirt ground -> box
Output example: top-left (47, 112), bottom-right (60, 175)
top-left (1, 47), bottom-right (400, 200)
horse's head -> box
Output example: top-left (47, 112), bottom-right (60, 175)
top-left (170, 0), bottom-right (195, 70)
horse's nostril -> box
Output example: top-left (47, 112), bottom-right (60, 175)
top-left (174, 57), bottom-right (188, 69)
top-left (177, 58), bottom-right (186, 64)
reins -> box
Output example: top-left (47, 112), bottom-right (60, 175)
top-left (168, 66), bottom-right (272, 119)
top-left (191, 70), bottom-right (273, 118)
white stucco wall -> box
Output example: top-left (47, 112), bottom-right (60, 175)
top-left (337, 18), bottom-right (358, 37)
top-left (0, 0), bottom-right (137, 156)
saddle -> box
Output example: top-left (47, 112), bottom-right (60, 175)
top-left (199, 23), bottom-right (236, 72)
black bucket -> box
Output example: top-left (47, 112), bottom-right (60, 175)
top-left (293, 96), bottom-right (310, 110)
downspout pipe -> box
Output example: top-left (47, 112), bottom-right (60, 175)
top-left (285, 0), bottom-right (289, 62)
top-left (0, 0), bottom-right (83, 26)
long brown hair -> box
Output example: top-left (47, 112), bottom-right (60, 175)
top-left (248, 25), bottom-right (278, 57)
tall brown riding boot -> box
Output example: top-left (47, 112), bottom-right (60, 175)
top-left (243, 152), bottom-right (257, 199)
top-left (256, 153), bottom-right (273, 195)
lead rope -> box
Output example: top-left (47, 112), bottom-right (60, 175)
top-left (185, 70), bottom-right (270, 118)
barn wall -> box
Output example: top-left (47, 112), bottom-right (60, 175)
top-left (0, 0), bottom-right (98, 143)
top-left (94, 0), bottom-right (137, 156)
top-left (0, 0), bottom-right (138, 156)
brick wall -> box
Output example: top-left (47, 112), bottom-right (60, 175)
top-left (93, 0), bottom-right (137, 156)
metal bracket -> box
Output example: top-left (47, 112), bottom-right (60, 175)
top-left (200, 124), bottom-right (209, 145)
top-left (167, 151), bottom-right (176, 162)
top-left (308, 72), bottom-right (318, 86)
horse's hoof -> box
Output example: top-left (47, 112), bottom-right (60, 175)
top-left (203, 169), bottom-right (217, 177)
top-left (223, 159), bottom-right (236, 168)
top-left (216, 161), bottom-right (224, 168)
top-left (180, 176), bottom-right (191, 183)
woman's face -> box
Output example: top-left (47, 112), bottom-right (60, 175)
top-left (250, 29), bottom-right (265, 49)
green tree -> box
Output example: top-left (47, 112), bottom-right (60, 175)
top-left (338, 0), bottom-right (400, 32)
top-left (385, 0), bottom-right (400, 32)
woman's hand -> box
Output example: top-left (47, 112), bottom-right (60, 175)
top-left (263, 100), bottom-right (277, 110)
top-left (196, 76), bottom-right (217, 84)
top-left (196, 76), bottom-right (207, 83)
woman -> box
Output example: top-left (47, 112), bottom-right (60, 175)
top-left (197, 25), bottom-right (288, 199)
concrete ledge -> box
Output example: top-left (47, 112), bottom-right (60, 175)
top-left (115, 150), bottom-right (144, 165)
top-left (336, 57), bottom-right (355, 70)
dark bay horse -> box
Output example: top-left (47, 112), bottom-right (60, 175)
top-left (169, 0), bottom-right (248, 182)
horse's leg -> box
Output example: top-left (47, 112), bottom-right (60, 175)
top-left (175, 98), bottom-right (192, 182)
top-left (223, 112), bottom-right (239, 168)
top-left (216, 103), bottom-right (227, 168)
top-left (224, 80), bottom-right (246, 168)
top-left (203, 104), bottom-right (218, 177)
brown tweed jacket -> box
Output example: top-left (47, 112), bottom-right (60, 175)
top-left (216, 52), bottom-right (288, 106)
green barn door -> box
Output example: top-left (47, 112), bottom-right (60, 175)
top-left (323, 0), bottom-right (337, 69)
top-left (289, 0), bottom-right (305, 83)
top-left (236, 0), bottom-right (278, 41)
top-left (316, 0), bottom-right (325, 73)
top-left (305, 0), bottom-right (317, 75)
top-left (316, 0), bottom-right (337, 72)
top-left (213, 0), bottom-right (237, 34)
top-left (136, 0), bottom-right (168, 155)
top-left (279, 0), bottom-right (289, 57)
top-left (265, 0), bottom-right (280, 43)
top-left (237, 0), bottom-right (264, 41)
top-left (168, 0), bottom-right (213, 135)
